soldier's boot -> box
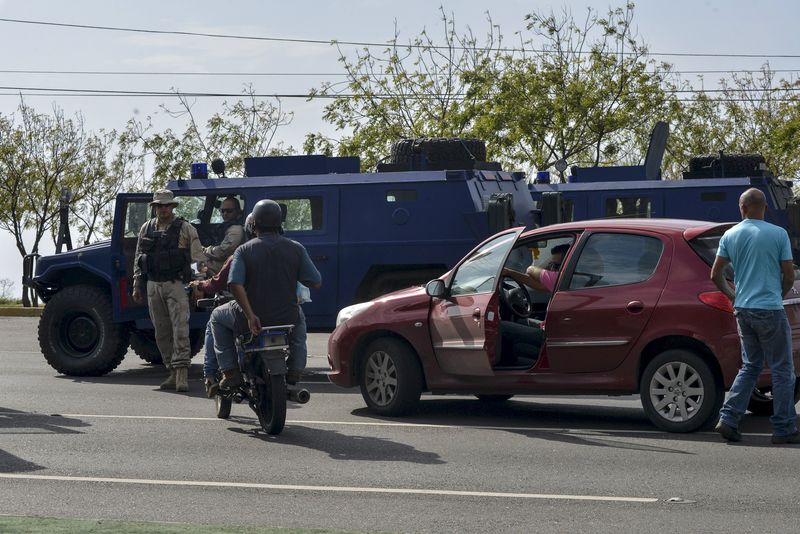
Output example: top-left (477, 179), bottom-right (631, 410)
top-left (220, 367), bottom-right (244, 389)
top-left (159, 370), bottom-right (176, 390)
top-left (204, 375), bottom-right (220, 398)
top-left (175, 367), bottom-right (189, 392)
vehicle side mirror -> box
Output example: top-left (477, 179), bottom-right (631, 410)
top-left (426, 279), bottom-right (447, 298)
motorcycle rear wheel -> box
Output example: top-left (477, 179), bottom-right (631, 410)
top-left (256, 369), bottom-right (287, 435)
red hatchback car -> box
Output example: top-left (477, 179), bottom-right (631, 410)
top-left (328, 219), bottom-right (800, 432)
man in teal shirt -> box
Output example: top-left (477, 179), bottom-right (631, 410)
top-left (711, 187), bottom-right (799, 444)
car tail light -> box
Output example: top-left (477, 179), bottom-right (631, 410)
top-left (698, 291), bottom-right (733, 313)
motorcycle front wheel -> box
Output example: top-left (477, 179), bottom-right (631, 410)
top-left (255, 367), bottom-right (287, 435)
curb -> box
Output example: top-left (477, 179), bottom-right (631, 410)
top-left (0, 307), bottom-right (42, 317)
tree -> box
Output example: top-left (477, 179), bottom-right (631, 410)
top-left (0, 99), bottom-right (87, 306)
top-left (124, 86), bottom-right (295, 187)
top-left (470, 3), bottom-right (674, 180)
top-left (305, 8), bottom-right (505, 170)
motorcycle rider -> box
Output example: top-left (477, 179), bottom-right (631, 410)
top-left (132, 189), bottom-right (205, 392)
top-left (209, 199), bottom-right (321, 389)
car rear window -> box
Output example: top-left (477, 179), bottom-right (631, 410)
top-left (688, 231), bottom-right (733, 280)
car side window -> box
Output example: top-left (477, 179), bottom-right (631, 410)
top-left (568, 233), bottom-right (664, 289)
top-left (450, 232), bottom-right (517, 296)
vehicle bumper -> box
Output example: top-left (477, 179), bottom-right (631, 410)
top-left (327, 322), bottom-right (356, 387)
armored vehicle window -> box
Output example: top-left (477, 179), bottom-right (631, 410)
top-left (387, 190), bottom-right (417, 202)
top-left (125, 201), bottom-right (151, 238)
top-left (605, 197), bottom-right (651, 218)
top-left (173, 196), bottom-right (208, 223)
top-left (701, 192), bottom-right (727, 202)
top-left (278, 197), bottom-right (323, 232)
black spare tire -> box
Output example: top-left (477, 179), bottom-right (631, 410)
top-left (390, 138), bottom-right (487, 166)
top-left (38, 285), bottom-right (130, 376)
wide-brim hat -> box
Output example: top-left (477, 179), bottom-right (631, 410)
top-left (150, 189), bottom-right (178, 206)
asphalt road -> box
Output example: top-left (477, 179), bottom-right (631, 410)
top-left (2, 316), bottom-right (799, 533)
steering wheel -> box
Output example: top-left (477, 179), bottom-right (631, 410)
top-left (500, 277), bottom-right (532, 318)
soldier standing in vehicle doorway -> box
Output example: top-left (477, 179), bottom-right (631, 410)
top-left (132, 190), bottom-right (205, 392)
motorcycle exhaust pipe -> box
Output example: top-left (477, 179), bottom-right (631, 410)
top-left (287, 388), bottom-right (310, 404)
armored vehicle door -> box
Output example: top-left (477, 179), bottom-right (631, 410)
top-left (253, 189), bottom-right (340, 328)
top-left (111, 193), bottom-right (153, 322)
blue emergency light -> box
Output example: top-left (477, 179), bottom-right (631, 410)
top-left (191, 162), bottom-right (208, 180)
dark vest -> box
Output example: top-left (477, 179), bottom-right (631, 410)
top-left (140, 218), bottom-right (192, 283)
top-left (237, 234), bottom-right (303, 327)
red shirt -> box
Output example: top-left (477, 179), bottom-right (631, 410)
top-left (198, 255), bottom-right (233, 295)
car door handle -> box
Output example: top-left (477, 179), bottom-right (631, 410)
top-left (472, 307), bottom-right (481, 322)
top-left (311, 255), bottom-right (329, 261)
top-left (626, 301), bottom-right (644, 313)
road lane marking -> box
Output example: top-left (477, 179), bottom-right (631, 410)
top-left (0, 473), bottom-right (658, 503)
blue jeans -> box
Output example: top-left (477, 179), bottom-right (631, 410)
top-left (209, 302), bottom-right (308, 374)
top-left (209, 301), bottom-right (242, 373)
top-left (286, 307), bottom-right (307, 372)
top-left (719, 308), bottom-right (798, 436)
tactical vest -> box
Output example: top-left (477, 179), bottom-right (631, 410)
top-left (140, 218), bottom-right (192, 283)
top-left (237, 234), bottom-right (303, 327)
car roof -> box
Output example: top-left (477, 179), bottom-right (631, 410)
top-left (521, 218), bottom-right (735, 239)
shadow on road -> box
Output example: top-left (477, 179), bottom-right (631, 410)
top-left (227, 425), bottom-right (445, 464)
top-left (0, 407), bottom-right (92, 473)
top-left (56, 363), bottom-right (213, 399)
top-left (349, 397), bottom-right (784, 451)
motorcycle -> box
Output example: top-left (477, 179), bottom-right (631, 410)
top-left (197, 297), bottom-right (310, 435)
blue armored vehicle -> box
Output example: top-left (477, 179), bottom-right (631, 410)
top-left (25, 140), bottom-right (536, 375)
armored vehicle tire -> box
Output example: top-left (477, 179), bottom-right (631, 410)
top-left (130, 330), bottom-right (162, 364)
top-left (38, 285), bottom-right (130, 376)
top-left (130, 328), bottom-right (206, 365)
top-left (359, 338), bottom-right (423, 416)
top-left (639, 350), bottom-right (722, 433)
top-left (390, 138), bottom-right (487, 165)
top-left (688, 153), bottom-right (766, 176)
top-left (746, 378), bottom-right (800, 416)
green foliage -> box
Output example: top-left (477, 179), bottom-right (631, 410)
top-left (125, 85), bottom-right (295, 186)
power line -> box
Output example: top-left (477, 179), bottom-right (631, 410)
top-left (0, 68), bottom-right (798, 77)
top-left (0, 84), bottom-right (797, 96)
top-left (2, 17), bottom-right (800, 59)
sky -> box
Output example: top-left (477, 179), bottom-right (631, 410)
top-left (1, 0), bottom-right (799, 297)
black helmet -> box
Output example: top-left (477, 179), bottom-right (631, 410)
top-left (252, 199), bottom-right (282, 232)
top-left (244, 213), bottom-right (256, 240)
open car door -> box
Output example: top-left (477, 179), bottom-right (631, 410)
top-left (429, 228), bottom-right (523, 376)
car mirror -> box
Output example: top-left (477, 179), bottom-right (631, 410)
top-left (425, 279), bottom-right (447, 298)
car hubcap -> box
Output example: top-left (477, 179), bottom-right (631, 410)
top-left (365, 351), bottom-right (398, 406)
top-left (649, 362), bottom-right (704, 422)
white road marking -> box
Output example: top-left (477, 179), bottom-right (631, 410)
top-left (0, 473), bottom-right (658, 503)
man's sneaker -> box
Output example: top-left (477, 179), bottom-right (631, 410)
top-left (715, 421), bottom-right (742, 442)
top-left (204, 376), bottom-right (220, 398)
top-left (771, 431), bottom-right (800, 444)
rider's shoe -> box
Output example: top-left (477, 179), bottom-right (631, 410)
top-left (204, 375), bottom-right (220, 398)
top-left (286, 369), bottom-right (302, 385)
top-left (175, 367), bottom-right (189, 392)
top-left (159, 370), bottom-right (176, 390)
top-left (220, 367), bottom-right (244, 389)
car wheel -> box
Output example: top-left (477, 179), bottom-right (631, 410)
top-left (475, 394), bottom-right (514, 402)
top-left (640, 350), bottom-right (722, 433)
top-left (747, 378), bottom-right (800, 416)
top-left (38, 285), bottom-right (130, 376)
top-left (359, 338), bottom-right (423, 416)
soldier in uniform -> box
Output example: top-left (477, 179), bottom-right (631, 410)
top-left (200, 196), bottom-right (244, 276)
top-left (132, 190), bottom-right (205, 392)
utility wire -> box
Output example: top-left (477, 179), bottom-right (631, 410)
top-left (2, 17), bottom-right (800, 59)
top-left (0, 68), bottom-right (798, 77)
top-left (0, 84), bottom-right (797, 96)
